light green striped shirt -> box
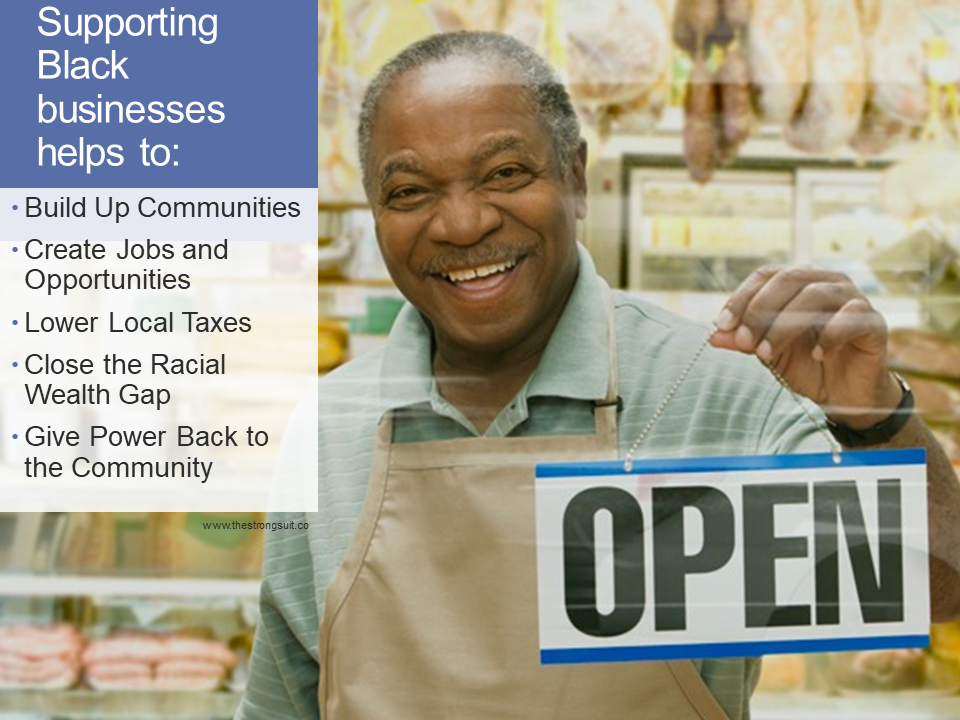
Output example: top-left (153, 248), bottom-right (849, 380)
top-left (237, 246), bottom-right (828, 720)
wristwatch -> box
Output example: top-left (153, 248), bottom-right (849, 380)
top-left (825, 373), bottom-right (914, 448)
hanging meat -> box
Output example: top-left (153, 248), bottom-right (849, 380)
top-left (566, 0), bottom-right (671, 107)
top-left (318, 0), bottom-right (365, 201)
top-left (747, 0), bottom-right (808, 124)
top-left (868, 0), bottom-right (928, 126)
top-left (520, 0), bottom-right (671, 140)
top-left (601, 84), bottom-right (670, 136)
top-left (850, 0), bottom-right (913, 156)
top-left (718, 45), bottom-right (753, 160)
top-left (785, 0), bottom-right (867, 153)
top-left (684, 55), bottom-right (720, 183)
top-left (855, 0), bottom-right (882, 36)
top-left (849, 102), bottom-right (910, 156)
top-left (722, 0), bottom-right (751, 33)
top-left (674, 0), bottom-right (731, 53)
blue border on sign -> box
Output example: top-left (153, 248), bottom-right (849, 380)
top-left (540, 634), bottom-right (930, 664)
top-left (535, 449), bottom-right (927, 478)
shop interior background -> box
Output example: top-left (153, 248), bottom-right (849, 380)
top-left (3, 0), bottom-right (960, 717)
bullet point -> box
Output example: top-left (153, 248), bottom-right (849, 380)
top-left (12, 205), bottom-right (17, 210)
top-left (12, 247), bottom-right (17, 252)
top-left (12, 362), bottom-right (17, 368)
top-left (11, 320), bottom-right (17, 326)
top-left (12, 434), bottom-right (17, 440)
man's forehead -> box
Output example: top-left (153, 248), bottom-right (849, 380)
top-left (373, 56), bottom-right (535, 126)
top-left (370, 58), bottom-right (551, 186)
top-left (471, 133), bottom-right (540, 163)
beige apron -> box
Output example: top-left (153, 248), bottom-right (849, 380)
top-left (319, 295), bottom-right (732, 720)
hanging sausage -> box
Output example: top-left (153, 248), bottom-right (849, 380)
top-left (785, 0), bottom-right (866, 152)
top-left (747, 0), bottom-right (808, 124)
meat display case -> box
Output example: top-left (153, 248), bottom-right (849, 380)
top-left (0, 687), bottom-right (242, 719)
top-left (0, 578), bottom-right (254, 719)
top-left (0, 512), bottom-right (259, 720)
top-left (583, 144), bottom-right (931, 329)
top-left (621, 166), bottom-right (794, 293)
top-left (611, 154), bottom-right (916, 296)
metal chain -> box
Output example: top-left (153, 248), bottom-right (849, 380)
top-left (623, 328), bottom-right (842, 472)
top-left (623, 331), bottom-right (713, 472)
top-left (763, 360), bottom-right (843, 465)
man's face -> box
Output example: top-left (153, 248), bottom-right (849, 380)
top-left (366, 57), bottom-right (587, 360)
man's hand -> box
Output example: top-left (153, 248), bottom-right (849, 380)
top-left (709, 265), bottom-right (902, 429)
top-left (710, 265), bottom-right (960, 621)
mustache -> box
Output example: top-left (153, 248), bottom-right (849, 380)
top-left (418, 241), bottom-right (539, 277)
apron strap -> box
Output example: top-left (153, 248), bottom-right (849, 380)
top-left (375, 409), bottom-right (394, 448)
top-left (593, 282), bottom-right (619, 445)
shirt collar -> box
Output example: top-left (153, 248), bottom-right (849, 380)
top-left (525, 244), bottom-right (611, 403)
top-left (377, 243), bottom-right (612, 413)
top-left (377, 301), bottom-right (435, 412)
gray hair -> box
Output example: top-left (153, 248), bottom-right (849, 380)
top-left (358, 31), bottom-right (581, 189)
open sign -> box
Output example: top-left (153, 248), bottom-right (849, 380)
top-left (534, 450), bottom-right (929, 664)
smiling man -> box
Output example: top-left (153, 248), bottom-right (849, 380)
top-left (366, 50), bottom-right (584, 432)
top-left (237, 32), bottom-right (960, 720)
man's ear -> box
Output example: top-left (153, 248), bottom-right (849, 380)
top-left (571, 138), bottom-right (588, 220)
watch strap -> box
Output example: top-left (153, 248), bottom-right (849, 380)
top-left (825, 374), bottom-right (914, 448)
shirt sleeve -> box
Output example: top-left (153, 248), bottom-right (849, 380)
top-left (755, 384), bottom-right (834, 456)
top-left (235, 512), bottom-right (321, 720)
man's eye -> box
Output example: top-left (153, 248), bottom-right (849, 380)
top-left (385, 187), bottom-right (425, 206)
top-left (486, 165), bottom-right (532, 188)
top-left (493, 166), bottom-right (523, 179)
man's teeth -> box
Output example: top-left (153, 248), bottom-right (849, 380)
top-left (443, 259), bottom-right (516, 283)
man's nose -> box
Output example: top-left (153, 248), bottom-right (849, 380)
top-left (426, 189), bottom-right (502, 246)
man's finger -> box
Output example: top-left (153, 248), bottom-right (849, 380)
top-left (708, 329), bottom-right (740, 352)
top-left (727, 267), bottom-right (849, 354)
top-left (714, 265), bottom-right (779, 332)
top-left (815, 298), bottom-right (887, 361)
top-left (755, 282), bottom-right (855, 360)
